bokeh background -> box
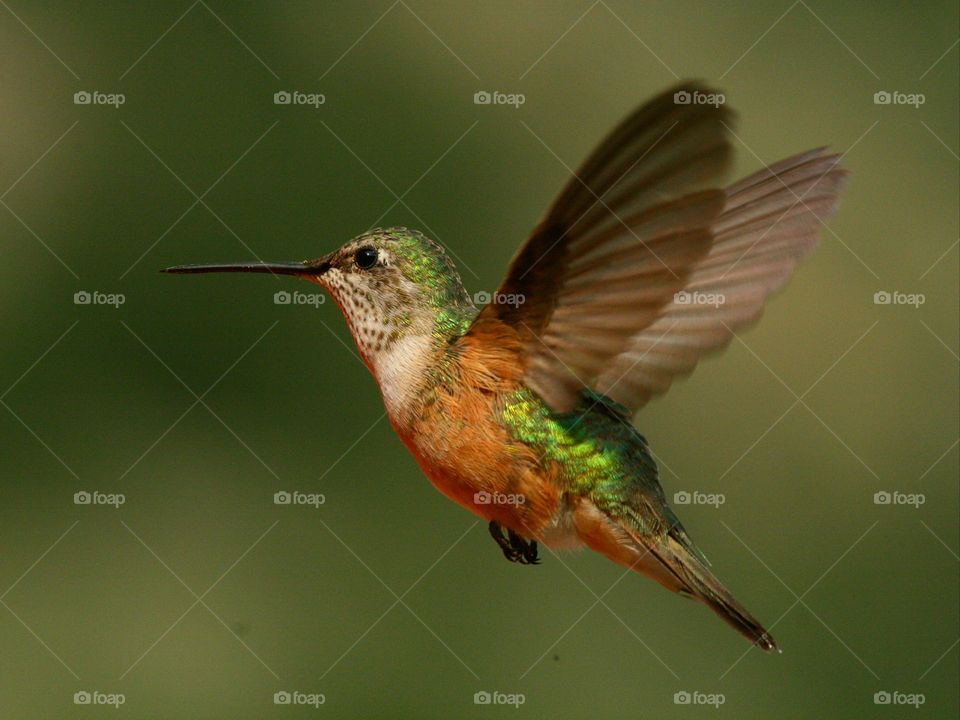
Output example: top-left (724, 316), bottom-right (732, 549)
top-left (1, 1), bottom-right (957, 718)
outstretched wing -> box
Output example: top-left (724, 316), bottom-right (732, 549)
top-left (467, 83), bottom-right (847, 414)
top-left (468, 83), bottom-right (735, 411)
top-left (594, 148), bottom-right (847, 410)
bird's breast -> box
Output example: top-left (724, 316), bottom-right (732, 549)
top-left (392, 372), bottom-right (567, 541)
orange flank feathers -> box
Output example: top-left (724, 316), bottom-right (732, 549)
top-left (396, 318), bottom-right (566, 541)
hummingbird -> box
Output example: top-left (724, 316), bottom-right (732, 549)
top-left (164, 83), bottom-right (847, 652)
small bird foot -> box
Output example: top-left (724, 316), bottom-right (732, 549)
top-left (489, 521), bottom-right (522, 562)
top-left (509, 528), bottom-right (541, 565)
top-left (489, 521), bottom-right (540, 565)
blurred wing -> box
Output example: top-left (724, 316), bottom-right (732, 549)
top-left (468, 83), bottom-right (735, 411)
top-left (594, 148), bottom-right (849, 410)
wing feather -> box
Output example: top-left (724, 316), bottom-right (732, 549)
top-left (469, 83), bottom-right (733, 411)
top-left (465, 83), bottom-right (848, 413)
top-left (595, 150), bottom-right (848, 409)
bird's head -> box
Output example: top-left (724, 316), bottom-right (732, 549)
top-left (164, 227), bottom-right (476, 383)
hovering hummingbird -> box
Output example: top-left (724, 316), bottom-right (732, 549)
top-left (165, 83), bottom-right (847, 652)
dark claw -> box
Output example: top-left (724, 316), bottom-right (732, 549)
top-left (489, 521), bottom-right (520, 562)
top-left (509, 528), bottom-right (541, 565)
top-left (523, 540), bottom-right (540, 565)
top-left (489, 521), bottom-right (541, 565)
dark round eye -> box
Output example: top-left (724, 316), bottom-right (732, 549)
top-left (353, 246), bottom-right (378, 270)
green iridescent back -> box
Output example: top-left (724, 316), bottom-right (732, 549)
top-left (500, 387), bottom-right (685, 540)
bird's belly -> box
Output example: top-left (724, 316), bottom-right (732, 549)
top-left (398, 418), bottom-right (572, 543)
top-left (422, 458), bottom-right (583, 549)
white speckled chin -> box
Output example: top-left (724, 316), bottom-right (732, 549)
top-left (316, 266), bottom-right (437, 417)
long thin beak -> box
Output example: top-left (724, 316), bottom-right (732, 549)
top-left (161, 258), bottom-right (330, 276)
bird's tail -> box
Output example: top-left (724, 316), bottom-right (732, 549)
top-left (574, 500), bottom-right (777, 651)
top-left (652, 534), bottom-right (778, 652)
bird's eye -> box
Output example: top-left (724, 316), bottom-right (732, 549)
top-left (353, 246), bottom-right (378, 270)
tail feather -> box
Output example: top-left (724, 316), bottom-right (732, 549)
top-left (656, 536), bottom-right (778, 652)
top-left (572, 498), bottom-right (777, 651)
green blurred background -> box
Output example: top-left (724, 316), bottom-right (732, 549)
top-left (1, 1), bottom-right (957, 718)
